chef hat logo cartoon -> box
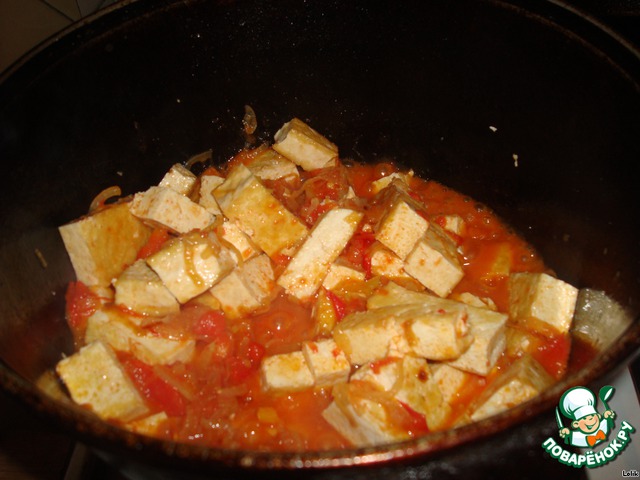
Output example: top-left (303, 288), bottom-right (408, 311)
top-left (557, 386), bottom-right (615, 448)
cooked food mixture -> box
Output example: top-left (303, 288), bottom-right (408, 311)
top-left (56, 117), bottom-right (579, 451)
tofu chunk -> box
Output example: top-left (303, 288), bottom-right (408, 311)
top-left (375, 189), bottom-right (429, 260)
top-left (146, 232), bottom-right (235, 304)
top-left (129, 186), bottom-right (215, 234)
top-left (433, 214), bottom-right (466, 237)
top-left (370, 245), bottom-right (415, 282)
top-left (215, 219), bottom-right (261, 263)
top-left (321, 382), bottom-right (410, 447)
top-left (247, 148), bottom-right (301, 182)
top-left (367, 282), bottom-right (507, 375)
top-left (301, 338), bottom-right (350, 387)
top-left (333, 308), bottom-right (410, 365)
top-left (272, 118), bottom-right (338, 171)
top-left (126, 412), bottom-right (169, 436)
top-left (85, 308), bottom-right (196, 365)
top-left (405, 304), bottom-right (472, 361)
top-left (340, 299), bottom-right (471, 362)
top-left (59, 202), bottom-right (151, 287)
top-left (322, 262), bottom-right (365, 290)
top-left (56, 341), bottom-right (149, 422)
top-left (403, 224), bottom-right (464, 297)
top-left (450, 292), bottom-right (498, 311)
top-left (113, 259), bottom-right (180, 320)
top-left (277, 208), bottom-right (363, 300)
top-left (158, 163), bottom-right (197, 196)
top-left (213, 164), bottom-right (308, 258)
top-left (508, 272), bottom-right (578, 335)
top-left (366, 280), bottom-right (432, 310)
top-left (446, 306), bottom-right (507, 376)
top-left (370, 171), bottom-right (414, 195)
top-left (468, 355), bottom-right (554, 422)
top-left (260, 351), bottom-right (314, 392)
top-left (210, 254), bottom-right (275, 318)
top-left (352, 356), bottom-right (449, 430)
top-left (198, 174), bottom-right (225, 215)
top-left (430, 363), bottom-right (474, 405)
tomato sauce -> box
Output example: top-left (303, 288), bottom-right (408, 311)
top-left (63, 156), bottom-right (574, 451)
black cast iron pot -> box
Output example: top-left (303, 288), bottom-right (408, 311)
top-left (0, 0), bottom-right (639, 478)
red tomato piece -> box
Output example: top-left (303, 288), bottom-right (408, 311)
top-left (241, 341), bottom-right (266, 368)
top-left (136, 228), bottom-right (171, 260)
top-left (193, 310), bottom-right (227, 340)
top-left (120, 355), bottom-right (187, 417)
top-left (64, 281), bottom-right (100, 338)
top-left (533, 333), bottom-right (571, 379)
top-left (399, 402), bottom-right (429, 435)
top-left (325, 289), bottom-right (347, 321)
top-left (226, 356), bottom-right (254, 386)
top-left (345, 231), bottom-right (376, 278)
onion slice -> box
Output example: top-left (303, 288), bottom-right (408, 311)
top-left (88, 186), bottom-right (121, 213)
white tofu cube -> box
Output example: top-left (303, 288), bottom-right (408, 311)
top-left (404, 224), bottom-right (464, 297)
top-left (158, 163), bottom-right (197, 196)
top-left (367, 282), bottom-right (507, 375)
top-left (352, 355), bottom-right (449, 431)
top-left (430, 363), bottom-right (473, 405)
top-left (445, 306), bottom-right (507, 376)
top-left (333, 308), bottom-right (410, 365)
top-left (509, 272), bottom-right (578, 335)
top-left (215, 219), bottom-right (261, 263)
top-left (322, 262), bottom-right (365, 290)
top-left (450, 292), bottom-right (498, 311)
top-left (321, 384), bottom-right (410, 447)
top-left (301, 338), bottom-right (350, 387)
top-left (247, 148), bottom-right (301, 182)
top-left (370, 171), bottom-right (414, 195)
top-left (505, 324), bottom-right (545, 359)
top-left (272, 118), bottom-right (338, 171)
top-left (375, 192), bottom-right (428, 260)
top-left (469, 355), bottom-right (554, 421)
top-left (433, 214), bottom-right (466, 236)
top-left (129, 186), bottom-right (215, 234)
top-left (239, 253), bottom-right (275, 300)
top-left (213, 164), bottom-right (308, 258)
top-left (56, 341), bottom-right (149, 422)
top-left (198, 174), bottom-right (225, 215)
top-left (210, 254), bottom-right (274, 318)
top-left (113, 259), bottom-right (180, 320)
top-left (260, 351), bottom-right (314, 392)
top-left (369, 245), bottom-right (415, 282)
top-left (146, 232), bottom-right (235, 304)
top-left (277, 208), bottom-right (363, 300)
top-left (85, 308), bottom-right (196, 365)
top-left (59, 202), bottom-right (151, 287)
top-left (366, 280), bottom-right (432, 310)
top-left (126, 412), bottom-right (169, 436)
top-left (405, 304), bottom-right (472, 361)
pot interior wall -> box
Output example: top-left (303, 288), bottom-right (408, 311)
top-left (0, 0), bottom-right (638, 469)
